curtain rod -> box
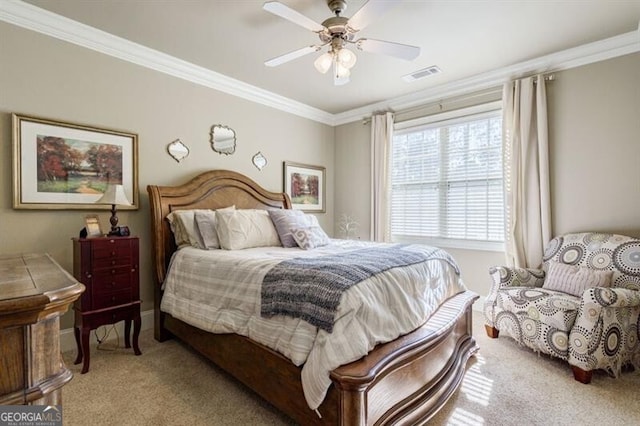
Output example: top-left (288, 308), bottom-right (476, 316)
top-left (362, 87), bottom-right (502, 125)
top-left (364, 87), bottom-right (502, 125)
top-left (363, 73), bottom-right (556, 124)
top-left (534, 74), bottom-right (556, 83)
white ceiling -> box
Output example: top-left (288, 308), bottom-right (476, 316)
top-left (14, 0), bottom-right (640, 117)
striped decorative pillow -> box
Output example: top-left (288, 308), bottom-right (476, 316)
top-left (542, 261), bottom-right (613, 297)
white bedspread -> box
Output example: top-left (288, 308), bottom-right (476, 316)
top-left (160, 239), bottom-right (466, 411)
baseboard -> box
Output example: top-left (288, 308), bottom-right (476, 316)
top-left (60, 309), bottom-right (154, 354)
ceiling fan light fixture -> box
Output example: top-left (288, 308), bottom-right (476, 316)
top-left (314, 52), bottom-right (334, 74)
top-left (337, 47), bottom-right (357, 69)
top-left (335, 61), bottom-right (350, 79)
top-left (264, 0), bottom-right (420, 85)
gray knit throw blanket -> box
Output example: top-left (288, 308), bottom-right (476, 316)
top-left (261, 245), bottom-right (459, 333)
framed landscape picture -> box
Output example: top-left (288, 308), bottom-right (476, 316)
top-left (12, 114), bottom-right (138, 210)
top-left (283, 161), bottom-right (325, 212)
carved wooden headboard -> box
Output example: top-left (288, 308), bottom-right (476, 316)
top-left (146, 169), bottom-right (291, 288)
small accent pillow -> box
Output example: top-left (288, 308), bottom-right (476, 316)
top-left (268, 209), bottom-right (315, 248)
top-left (305, 213), bottom-right (320, 227)
top-left (166, 209), bottom-right (208, 249)
top-left (542, 261), bottom-right (613, 297)
top-left (216, 209), bottom-right (282, 250)
top-left (194, 205), bottom-right (235, 250)
top-left (291, 225), bottom-right (330, 250)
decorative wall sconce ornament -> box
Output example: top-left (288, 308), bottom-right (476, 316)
top-left (167, 139), bottom-right (189, 162)
top-left (252, 152), bottom-right (267, 171)
top-left (210, 124), bottom-right (236, 155)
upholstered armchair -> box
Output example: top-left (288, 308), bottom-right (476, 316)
top-left (484, 232), bottom-right (640, 383)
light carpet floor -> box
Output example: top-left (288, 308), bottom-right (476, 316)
top-left (61, 319), bottom-right (640, 425)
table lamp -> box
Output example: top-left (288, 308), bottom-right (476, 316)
top-left (96, 184), bottom-right (132, 236)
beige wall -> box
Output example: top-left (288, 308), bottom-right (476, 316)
top-left (334, 120), bottom-right (371, 240)
top-left (548, 53), bottom-right (640, 237)
top-left (0, 23), bottom-right (335, 329)
top-left (335, 52), bottom-right (640, 299)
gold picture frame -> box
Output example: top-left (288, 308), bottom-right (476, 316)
top-left (84, 215), bottom-right (103, 238)
top-left (12, 113), bottom-right (139, 210)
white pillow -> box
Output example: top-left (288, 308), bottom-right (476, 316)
top-left (166, 209), bottom-right (207, 249)
top-left (542, 261), bottom-right (613, 297)
top-left (291, 225), bottom-right (330, 250)
top-left (215, 209), bottom-right (282, 250)
top-left (194, 205), bottom-right (235, 249)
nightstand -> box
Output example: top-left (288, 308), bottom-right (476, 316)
top-left (72, 236), bottom-right (141, 374)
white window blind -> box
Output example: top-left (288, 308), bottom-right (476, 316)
top-left (390, 107), bottom-right (504, 249)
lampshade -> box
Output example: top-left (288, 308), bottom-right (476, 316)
top-left (96, 184), bottom-right (131, 236)
top-left (336, 48), bottom-right (357, 69)
top-left (314, 52), bottom-right (333, 74)
top-left (96, 184), bottom-right (131, 206)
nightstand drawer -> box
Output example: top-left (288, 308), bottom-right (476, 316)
top-left (93, 270), bottom-right (133, 294)
top-left (92, 239), bottom-right (133, 260)
top-left (92, 289), bottom-right (132, 310)
top-left (93, 256), bottom-right (133, 270)
top-left (92, 266), bottom-right (135, 290)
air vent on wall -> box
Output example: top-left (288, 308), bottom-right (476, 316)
top-left (403, 65), bottom-right (442, 82)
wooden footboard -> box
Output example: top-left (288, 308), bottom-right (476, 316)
top-left (161, 290), bottom-right (478, 425)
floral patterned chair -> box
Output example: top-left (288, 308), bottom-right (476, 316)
top-left (484, 232), bottom-right (640, 383)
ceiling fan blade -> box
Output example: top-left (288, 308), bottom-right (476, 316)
top-left (356, 38), bottom-right (421, 61)
top-left (347, 0), bottom-right (399, 32)
top-left (265, 45), bottom-right (319, 67)
top-left (263, 1), bottom-right (325, 33)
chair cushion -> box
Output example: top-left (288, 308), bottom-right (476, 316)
top-left (497, 287), bottom-right (581, 332)
top-left (543, 261), bottom-right (613, 297)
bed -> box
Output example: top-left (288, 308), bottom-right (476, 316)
top-left (147, 169), bottom-right (479, 425)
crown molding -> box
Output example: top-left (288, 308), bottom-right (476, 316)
top-left (0, 0), bottom-right (335, 125)
top-left (1, 0), bottom-right (639, 127)
top-left (333, 28), bottom-right (640, 125)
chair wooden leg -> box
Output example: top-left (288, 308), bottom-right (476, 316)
top-left (571, 366), bottom-right (592, 384)
top-left (484, 324), bottom-right (499, 338)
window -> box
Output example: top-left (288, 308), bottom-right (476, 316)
top-left (390, 103), bottom-right (504, 250)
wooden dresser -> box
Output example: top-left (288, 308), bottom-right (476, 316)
top-left (0, 253), bottom-right (84, 405)
top-left (72, 237), bottom-right (141, 374)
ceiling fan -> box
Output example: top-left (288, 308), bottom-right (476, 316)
top-left (263, 0), bottom-right (421, 85)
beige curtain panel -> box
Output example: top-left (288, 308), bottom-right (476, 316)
top-left (502, 75), bottom-right (552, 268)
top-left (370, 112), bottom-right (394, 242)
